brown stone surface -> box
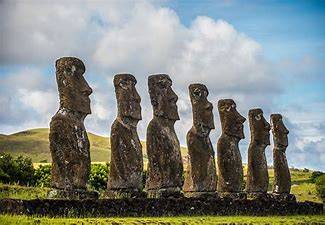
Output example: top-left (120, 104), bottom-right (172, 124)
top-left (246, 108), bottom-right (270, 194)
top-left (271, 114), bottom-right (291, 194)
top-left (49, 57), bottom-right (95, 199)
top-left (145, 74), bottom-right (183, 197)
top-left (217, 99), bottom-right (246, 194)
top-left (107, 74), bottom-right (144, 197)
top-left (183, 84), bottom-right (217, 194)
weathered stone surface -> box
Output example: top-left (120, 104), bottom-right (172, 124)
top-left (246, 108), bottom-right (270, 195)
top-left (106, 74), bottom-right (144, 198)
top-left (217, 99), bottom-right (246, 196)
top-left (145, 74), bottom-right (183, 198)
top-left (271, 114), bottom-right (292, 197)
top-left (183, 84), bottom-right (217, 197)
top-left (49, 57), bottom-right (97, 199)
top-left (0, 198), bottom-right (323, 217)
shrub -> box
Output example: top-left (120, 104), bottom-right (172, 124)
top-left (89, 163), bottom-right (109, 191)
top-left (315, 174), bottom-right (325, 202)
top-left (0, 153), bottom-right (35, 186)
top-left (34, 165), bottom-right (51, 187)
top-left (311, 171), bottom-right (324, 183)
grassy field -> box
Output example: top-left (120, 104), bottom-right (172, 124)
top-left (0, 215), bottom-right (324, 225)
top-left (0, 168), bottom-right (321, 203)
top-left (0, 128), bottom-right (188, 163)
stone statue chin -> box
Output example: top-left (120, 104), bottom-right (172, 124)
top-left (48, 57), bottom-right (97, 200)
top-left (271, 114), bottom-right (295, 202)
top-left (246, 108), bottom-right (271, 199)
top-left (145, 74), bottom-right (183, 198)
top-left (217, 99), bottom-right (246, 199)
top-left (106, 74), bottom-right (144, 198)
top-left (183, 84), bottom-right (217, 198)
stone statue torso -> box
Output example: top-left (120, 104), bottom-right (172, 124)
top-left (183, 128), bottom-right (216, 192)
top-left (217, 134), bottom-right (243, 192)
top-left (108, 119), bottom-right (143, 190)
top-left (49, 108), bottom-right (90, 190)
top-left (246, 143), bottom-right (269, 193)
top-left (273, 146), bottom-right (291, 193)
top-left (145, 117), bottom-right (183, 190)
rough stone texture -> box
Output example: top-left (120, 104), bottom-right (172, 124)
top-left (183, 84), bottom-right (217, 197)
top-left (0, 198), bottom-right (323, 217)
top-left (106, 74), bottom-right (144, 198)
top-left (246, 108), bottom-right (271, 197)
top-left (145, 74), bottom-right (183, 198)
top-left (271, 114), bottom-right (294, 200)
top-left (217, 99), bottom-right (246, 197)
top-left (49, 57), bottom-right (97, 199)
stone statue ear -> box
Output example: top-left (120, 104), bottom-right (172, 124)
top-left (119, 80), bottom-right (128, 90)
top-left (255, 114), bottom-right (261, 121)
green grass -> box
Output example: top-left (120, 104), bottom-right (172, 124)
top-left (0, 128), bottom-right (323, 203)
top-left (0, 184), bottom-right (49, 199)
top-left (0, 215), bottom-right (324, 224)
top-left (0, 128), bottom-right (188, 163)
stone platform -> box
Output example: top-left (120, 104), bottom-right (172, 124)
top-left (0, 198), bottom-right (323, 217)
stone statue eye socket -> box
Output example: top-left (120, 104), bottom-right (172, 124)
top-left (226, 106), bottom-right (232, 111)
top-left (255, 114), bottom-right (261, 120)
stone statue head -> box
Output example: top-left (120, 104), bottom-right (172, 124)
top-left (55, 57), bottom-right (92, 115)
top-left (189, 83), bottom-right (214, 135)
top-left (113, 73), bottom-right (141, 122)
top-left (248, 108), bottom-right (270, 145)
top-left (270, 114), bottom-right (289, 148)
top-left (148, 74), bottom-right (179, 121)
top-left (218, 99), bottom-right (246, 139)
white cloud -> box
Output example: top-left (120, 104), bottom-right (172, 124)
top-left (18, 89), bottom-right (57, 116)
top-left (0, 0), bottom-right (324, 170)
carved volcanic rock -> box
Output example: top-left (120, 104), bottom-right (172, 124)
top-left (217, 99), bottom-right (246, 195)
top-left (246, 108), bottom-right (271, 195)
top-left (107, 74), bottom-right (144, 198)
top-left (49, 57), bottom-right (97, 199)
top-left (271, 114), bottom-right (291, 195)
top-left (145, 74), bottom-right (183, 198)
top-left (183, 84), bottom-right (217, 196)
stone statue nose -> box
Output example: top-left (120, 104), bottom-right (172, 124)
top-left (265, 122), bottom-right (271, 130)
top-left (84, 86), bottom-right (92, 96)
top-left (169, 89), bottom-right (178, 102)
top-left (238, 113), bottom-right (246, 123)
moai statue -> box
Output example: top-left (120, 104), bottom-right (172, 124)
top-left (48, 57), bottom-right (98, 199)
top-left (106, 74), bottom-right (145, 198)
top-left (145, 74), bottom-right (184, 198)
top-left (183, 84), bottom-right (217, 198)
top-left (271, 114), bottom-right (295, 201)
top-left (217, 99), bottom-right (246, 199)
top-left (246, 108), bottom-right (271, 199)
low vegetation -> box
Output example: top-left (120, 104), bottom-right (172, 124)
top-left (0, 215), bottom-right (324, 225)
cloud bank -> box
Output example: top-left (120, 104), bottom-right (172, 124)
top-left (0, 0), bottom-right (324, 170)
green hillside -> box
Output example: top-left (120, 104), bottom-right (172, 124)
top-left (0, 128), bottom-right (188, 163)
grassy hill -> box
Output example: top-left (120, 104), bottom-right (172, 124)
top-left (0, 128), bottom-right (188, 163)
top-left (0, 128), bottom-right (322, 203)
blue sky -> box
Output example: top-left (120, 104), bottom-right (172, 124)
top-left (0, 0), bottom-right (324, 170)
